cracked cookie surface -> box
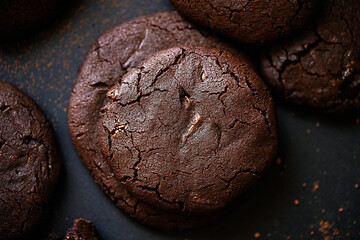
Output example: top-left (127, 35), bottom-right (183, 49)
top-left (170, 0), bottom-right (317, 44)
top-left (0, 82), bottom-right (60, 239)
top-left (68, 11), bottom-right (253, 229)
top-left (261, 0), bottom-right (360, 114)
top-left (99, 46), bottom-right (278, 216)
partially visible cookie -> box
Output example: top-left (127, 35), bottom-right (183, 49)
top-left (0, 82), bottom-right (60, 239)
top-left (0, 0), bottom-right (65, 41)
top-left (170, 0), bottom-right (318, 44)
top-left (65, 219), bottom-right (99, 240)
top-left (261, 0), bottom-right (360, 113)
top-left (98, 46), bottom-right (278, 216)
top-left (68, 11), bottom-right (252, 229)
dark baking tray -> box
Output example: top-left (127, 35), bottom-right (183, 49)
top-left (1, 0), bottom-right (359, 239)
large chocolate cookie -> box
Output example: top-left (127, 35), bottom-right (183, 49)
top-left (170, 0), bottom-right (317, 44)
top-left (64, 219), bottom-right (99, 240)
top-left (0, 82), bottom-right (60, 239)
top-left (261, 0), bottom-right (360, 114)
top-left (68, 11), bottom-right (252, 229)
top-left (98, 46), bottom-right (278, 216)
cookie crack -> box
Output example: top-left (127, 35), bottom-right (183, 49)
top-left (137, 183), bottom-right (184, 210)
top-left (147, 50), bottom-right (185, 89)
top-left (252, 105), bottom-right (272, 134)
top-left (220, 169), bottom-right (259, 188)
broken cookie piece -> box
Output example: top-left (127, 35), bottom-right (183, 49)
top-left (65, 219), bottom-right (99, 240)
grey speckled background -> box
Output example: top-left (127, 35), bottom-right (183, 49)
top-left (0, 0), bottom-right (359, 239)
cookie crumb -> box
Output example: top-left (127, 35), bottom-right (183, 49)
top-left (321, 209), bottom-right (326, 213)
top-left (315, 122), bottom-right (320, 127)
top-left (312, 181), bottom-right (320, 192)
top-left (294, 199), bottom-right (300, 206)
top-left (276, 157), bottom-right (282, 165)
top-left (254, 232), bottom-right (261, 238)
top-left (310, 231), bottom-right (314, 236)
top-left (338, 208), bottom-right (344, 213)
top-left (306, 129), bottom-right (311, 134)
top-left (355, 184), bottom-right (359, 189)
top-left (302, 182), bottom-right (307, 188)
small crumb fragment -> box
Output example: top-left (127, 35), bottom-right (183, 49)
top-left (254, 232), bottom-right (260, 238)
top-left (310, 231), bottom-right (314, 236)
top-left (276, 157), bottom-right (282, 165)
top-left (306, 129), bottom-right (311, 134)
top-left (312, 181), bottom-right (320, 192)
top-left (315, 122), bottom-right (320, 127)
top-left (294, 199), bottom-right (300, 206)
top-left (338, 208), bottom-right (344, 213)
top-left (302, 182), bottom-right (307, 188)
top-left (355, 184), bottom-right (359, 189)
top-left (321, 209), bottom-right (326, 213)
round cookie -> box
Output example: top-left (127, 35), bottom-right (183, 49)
top-left (68, 11), bottom-right (258, 229)
top-left (0, 0), bottom-right (65, 41)
top-left (170, 0), bottom-right (318, 44)
top-left (261, 0), bottom-right (360, 114)
top-left (98, 46), bottom-right (278, 216)
top-left (0, 82), bottom-right (60, 239)
top-left (65, 219), bottom-right (99, 240)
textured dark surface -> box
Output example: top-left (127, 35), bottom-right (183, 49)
top-left (261, 0), bottom-right (360, 114)
top-left (0, 0), bottom-right (359, 239)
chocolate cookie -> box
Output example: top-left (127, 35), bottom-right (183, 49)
top-left (261, 0), bottom-right (360, 114)
top-left (170, 0), bottom-right (317, 44)
top-left (98, 46), bottom-right (278, 216)
top-left (68, 11), bottom-right (255, 229)
top-left (0, 82), bottom-right (60, 239)
top-left (65, 219), bottom-right (99, 240)
top-left (0, 0), bottom-right (65, 41)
